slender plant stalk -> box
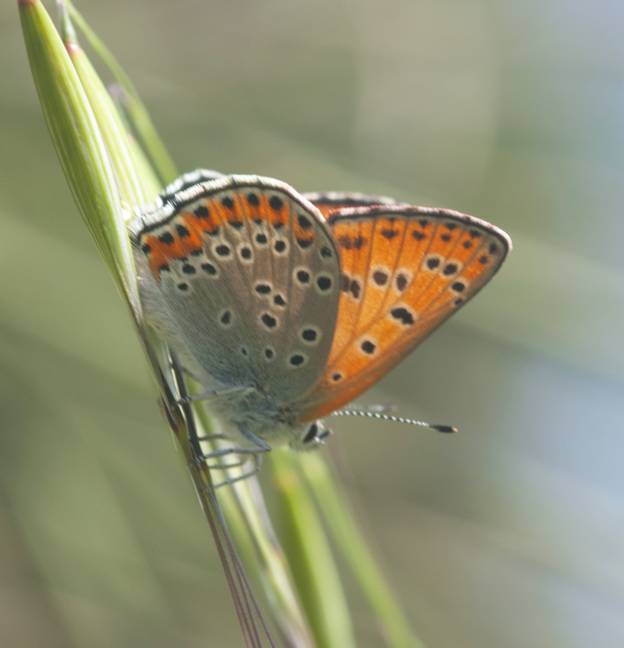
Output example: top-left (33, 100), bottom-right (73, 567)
top-left (65, 0), bottom-right (178, 184)
top-left (301, 452), bottom-right (423, 648)
top-left (18, 0), bottom-right (134, 300)
top-left (269, 449), bottom-right (356, 648)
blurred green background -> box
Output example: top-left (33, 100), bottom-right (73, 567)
top-left (2, 0), bottom-right (623, 646)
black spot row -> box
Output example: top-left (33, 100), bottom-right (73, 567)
top-left (373, 270), bottom-right (388, 286)
top-left (289, 353), bottom-right (306, 367)
top-left (269, 195), bottom-right (284, 211)
top-left (340, 273), bottom-right (361, 299)
top-left (296, 269), bottom-right (311, 285)
top-left (255, 290), bottom-right (285, 309)
top-left (255, 282), bottom-right (272, 295)
top-left (426, 256), bottom-right (440, 270)
top-left (298, 214), bottom-right (313, 230)
top-left (301, 327), bottom-right (319, 343)
top-left (338, 235), bottom-right (366, 250)
top-left (395, 273), bottom-right (409, 291)
top-left (442, 262), bottom-right (458, 276)
top-left (260, 312), bottom-right (278, 329)
top-left (316, 275), bottom-right (333, 293)
top-left (390, 306), bottom-right (415, 326)
top-left (360, 339), bottom-right (376, 355)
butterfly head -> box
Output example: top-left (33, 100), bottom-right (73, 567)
top-left (203, 384), bottom-right (327, 450)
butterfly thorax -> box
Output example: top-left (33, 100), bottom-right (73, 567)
top-left (206, 384), bottom-right (302, 447)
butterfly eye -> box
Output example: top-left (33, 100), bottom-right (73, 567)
top-left (303, 422), bottom-right (319, 444)
top-left (292, 420), bottom-right (332, 451)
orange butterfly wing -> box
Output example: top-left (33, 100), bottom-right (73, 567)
top-left (295, 205), bottom-right (511, 421)
top-left (304, 191), bottom-right (397, 219)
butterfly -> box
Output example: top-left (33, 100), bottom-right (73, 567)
top-left (129, 170), bottom-right (511, 470)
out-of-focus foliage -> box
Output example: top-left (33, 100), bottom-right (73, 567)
top-left (2, 1), bottom-right (623, 646)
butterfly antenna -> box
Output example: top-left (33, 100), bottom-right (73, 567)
top-left (331, 408), bottom-right (458, 434)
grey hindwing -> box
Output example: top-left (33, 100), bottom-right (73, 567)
top-left (130, 175), bottom-right (341, 406)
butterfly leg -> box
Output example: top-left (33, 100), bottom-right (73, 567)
top-left (166, 358), bottom-right (202, 382)
top-left (210, 454), bottom-right (264, 489)
top-left (178, 385), bottom-right (254, 404)
top-left (200, 445), bottom-right (269, 461)
top-left (199, 426), bottom-right (270, 462)
top-left (238, 426), bottom-right (272, 453)
top-left (203, 426), bottom-right (270, 487)
top-left (197, 445), bottom-right (266, 485)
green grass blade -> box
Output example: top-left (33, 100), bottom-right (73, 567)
top-left (18, 0), bottom-right (137, 311)
top-left (269, 449), bottom-right (356, 648)
top-left (117, 119), bottom-right (162, 202)
top-left (57, 3), bottom-right (146, 209)
top-left (66, 1), bottom-right (178, 184)
top-left (301, 452), bottom-right (424, 648)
